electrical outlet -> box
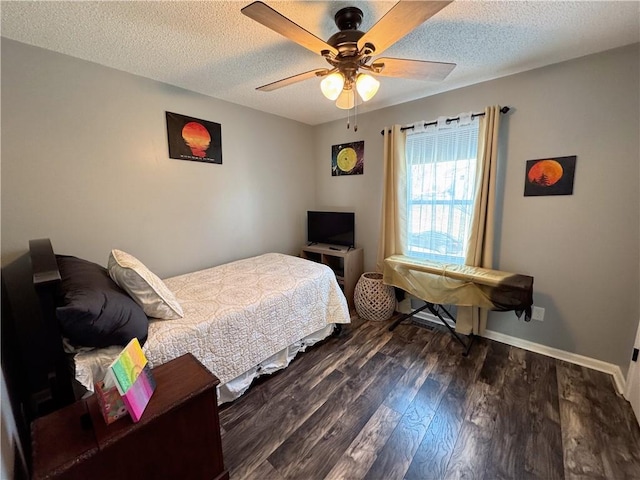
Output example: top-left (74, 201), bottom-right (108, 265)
top-left (532, 306), bottom-right (545, 321)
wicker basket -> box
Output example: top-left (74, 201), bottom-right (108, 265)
top-left (354, 272), bottom-right (396, 322)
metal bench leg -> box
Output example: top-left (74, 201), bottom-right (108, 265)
top-left (388, 303), bottom-right (431, 331)
top-left (424, 303), bottom-right (474, 356)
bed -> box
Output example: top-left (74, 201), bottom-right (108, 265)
top-left (26, 238), bottom-right (351, 408)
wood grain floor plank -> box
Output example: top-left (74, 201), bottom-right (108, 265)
top-left (365, 377), bottom-right (447, 480)
top-left (581, 367), bottom-right (640, 479)
top-left (482, 347), bottom-right (532, 480)
top-left (403, 340), bottom-right (488, 480)
top-left (220, 315), bottom-right (640, 480)
top-left (523, 351), bottom-right (563, 480)
top-left (223, 369), bottom-right (346, 478)
top-left (219, 327), bottom-right (352, 431)
top-left (477, 338), bottom-right (510, 389)
top-left (262, 336), bottom-right (355, 395)
top-left (282, 360), bottom-right (407, 479)
top-left (305, 320), bottom-right (389, 385)
top-left (441, 381), bottom-right (498, 480)
top-left (378, 323), bottom-right (435, 370)
top-left (556, 361), bottom-right (606, 479)
top-left (256, 319), bottom-right (380, 401)
top-left (334, 325), bottom-right (395, 377)
top-left (222, 316), bottom-right (372, 425)
top-left (383, 331), bottom-right (448, 415)
top-left (219, 381), bottom-right (271, 432)
top-left (324, 404), bottom-right (403, 480)
top-left (267, 352), bottom-right (393, 477)
top-left (241, 460), bottom-right (285, 480)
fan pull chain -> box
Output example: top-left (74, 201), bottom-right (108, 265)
top-left (354, 97), bottom-right (358, 132)
top-left (347, 103), bottom-right (350, 130)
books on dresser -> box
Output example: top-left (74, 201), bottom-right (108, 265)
top-left (98, 337), bottom-right (156, 423)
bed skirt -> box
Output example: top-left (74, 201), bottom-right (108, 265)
top-left (74, 323), bottom-right (335, 404)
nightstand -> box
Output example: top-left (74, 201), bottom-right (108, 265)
top-left (31, 353), bottom-right (229, 480)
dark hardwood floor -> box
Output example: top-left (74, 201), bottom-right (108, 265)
top-left (219, 313), bottom-right (640, 480)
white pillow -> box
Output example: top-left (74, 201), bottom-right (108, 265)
top-left (108, 249), bottom-right (183, 320)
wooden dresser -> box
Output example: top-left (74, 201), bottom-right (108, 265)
top-left (31, 353), bottom-right (229, 480)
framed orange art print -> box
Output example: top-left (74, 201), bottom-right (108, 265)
top-left (524, 155), bottom-right (576, 196)
top-left (166, 112), bottom-right (222, 164)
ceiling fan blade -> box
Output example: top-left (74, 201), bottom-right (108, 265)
top-left (358, 1), bottom-right (452, 56)
top-left (242, 1), bottom-right (338, 57)
top-left (372, 58), bottom-right (455, 82)
top-left (256, 69), bottom-right (330, 92)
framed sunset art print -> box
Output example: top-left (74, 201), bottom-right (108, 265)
top-left (524, 155), bottom-right (576, 196)
top-left (166, 112), bottom-right (222, 164)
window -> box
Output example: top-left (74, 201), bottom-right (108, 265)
top-left (405, 119), bottom-right (480, 264)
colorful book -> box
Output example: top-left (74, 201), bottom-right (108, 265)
top-left (104, 337), bottom-right (156, 423)
top-left (94, 379), bottom-right (128, 424)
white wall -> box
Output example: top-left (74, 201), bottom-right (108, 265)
top-left (313, 44), bottom-right (640, 376)
top-left (1, 37), bottom-right (319, 478)
top-left (1, 39), bottom-right (316, 277)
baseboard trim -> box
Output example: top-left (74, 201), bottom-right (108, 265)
top-left (482, 329), bottom-right (626, 395)
top-left (411, 311), bottom-right (626, 395)
top-left (413, 311), bottom-right (456, 328)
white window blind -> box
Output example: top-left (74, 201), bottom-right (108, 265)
top-left (405, 117), bottom-right (480, 264)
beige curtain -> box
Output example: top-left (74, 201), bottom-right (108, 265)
top-left (376, 125), bottom-right (407, 272)
top-left (457, 105), bottom-right (502, 335)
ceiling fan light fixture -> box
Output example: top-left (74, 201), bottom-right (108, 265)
top-left (335, 88), bottom-right (355, 110)
top-left (356, 73), bottom-right (380, 102)
top-left (320, 72), bottom-right (345, 100)
top-left (242, 0), bottom-right (457, 120)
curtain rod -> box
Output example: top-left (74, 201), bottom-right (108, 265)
top-left (379, 106), bottom-right (511, 135)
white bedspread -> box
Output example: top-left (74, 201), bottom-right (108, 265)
top-left (74, 253), bottom-right (350, 395)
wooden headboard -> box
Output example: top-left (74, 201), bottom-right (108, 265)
top-left (1, 239), bottom-right (76, 425)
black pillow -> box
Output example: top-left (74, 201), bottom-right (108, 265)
top-left (55, 255), bottom-right (148, 348)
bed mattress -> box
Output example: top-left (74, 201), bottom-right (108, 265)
top-left (74, 253), bottom-right (350, 401)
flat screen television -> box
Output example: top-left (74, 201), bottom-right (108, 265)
top-left (307, 211), bottom-right (355, 248)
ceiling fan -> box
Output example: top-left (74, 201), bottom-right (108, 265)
top-left (241, 1), bottom-right (456, 110)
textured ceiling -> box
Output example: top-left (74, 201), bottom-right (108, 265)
top-left (2, 1), bottom-right (639, 125)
